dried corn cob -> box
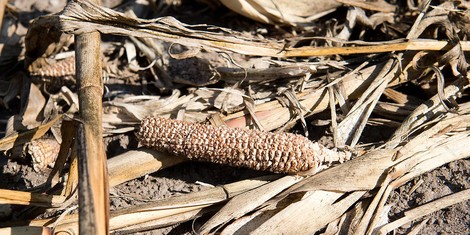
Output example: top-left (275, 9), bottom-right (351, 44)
top-left (27, 138), bottom-right (61, 172)
top-left (30, 57), bottom-right (76, 92)
top-left (137, 116), bottom-right (350, 174)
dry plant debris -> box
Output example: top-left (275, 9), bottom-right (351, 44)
top-left (0, 0), bottom-right (469, 234)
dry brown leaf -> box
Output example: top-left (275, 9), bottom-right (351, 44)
top-left (0, 115), bottom-right (62, 151)
top-left (199, 175), bottom-right (301, 234)
top-left (336, 199), bottom-right (370, 234)
top-left (383, 88), bottom-right (423, 105)
top-left (20, 83), bottom-right (46, 128)
top-left (373, 102), bottom-right (415, 121)
top-left (219, 0), bottom-right (341, 26)
top-left (219, 210), bottom-right (266, 235)
top-left (293, 149), bottom-right (396, 193)
top-left (25, 30), bottom-right (73, 73)
top-left (251, 191), bottom-right (365, 234)
top-left (336, 0), bottom-right (396, 13)
top-left (356, 117), bottom-right (470, 233)
top-left (336, 7), bottom-right (394, 42)
top-left (111, 209), bottom-right (204, 234)
top-left (408, 1), bottom-right (453, 39)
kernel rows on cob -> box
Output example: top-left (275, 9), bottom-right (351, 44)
top-left (137, 116), bottom-right (350, 174)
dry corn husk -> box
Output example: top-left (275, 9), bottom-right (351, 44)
top-left (219, 0), bottom-right (341, 26)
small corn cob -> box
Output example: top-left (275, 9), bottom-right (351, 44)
top-left (137, 116), bottom-right (350, 174)
top-left (30, 57), bottom-right (76, 92)
top-left (27, 138), bottom-right (61, 172)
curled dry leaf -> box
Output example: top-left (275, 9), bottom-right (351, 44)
top-left (219, 0), bottom-right (342, 26)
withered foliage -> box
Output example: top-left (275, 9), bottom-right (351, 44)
top-left (0, 0), bottom-right (469, 234)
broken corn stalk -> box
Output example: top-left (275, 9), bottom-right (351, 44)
top-left (137, 116), bottom-right (350, 174)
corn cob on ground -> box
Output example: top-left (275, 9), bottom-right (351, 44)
top-left (27, 138), bottom-right (61, 172)
top-left (30, 57), bottom-right (76, 92)
top-left (137, 116), bottom-right (350, 174)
